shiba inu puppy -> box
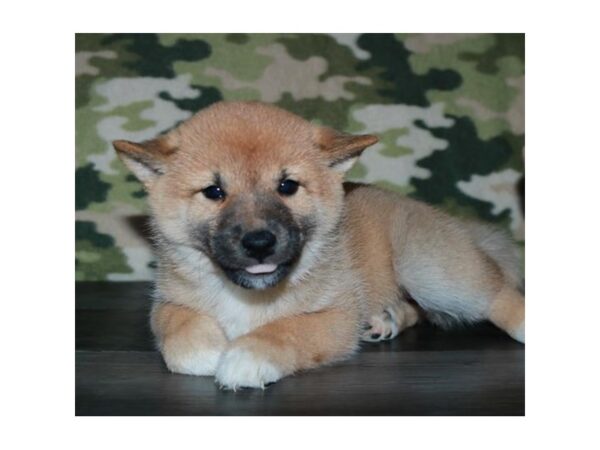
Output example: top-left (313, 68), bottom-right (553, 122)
top-left (113, 101), bottom-right (524, 390)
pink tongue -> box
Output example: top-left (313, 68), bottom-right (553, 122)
top-left (245, 264), bottom-right (278, 274)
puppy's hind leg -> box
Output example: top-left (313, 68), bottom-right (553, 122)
top-left (361, 292), bottom-right (420, 342)
top-left (355, 256), bottom-right (420, 342)
top-left (398, 254), bottom-right (525, 343)
top-left (488, 286), bottom-right (525, 343)
top-left (391, 211), bottom-right (525, 343)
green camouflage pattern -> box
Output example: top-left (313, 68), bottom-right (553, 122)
top-left (75, 33), bottom-right (525, 281)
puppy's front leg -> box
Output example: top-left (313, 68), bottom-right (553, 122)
top-left (151, 302), bottom-right (228, 376)
top-left (215, 308), bottom-right (360, 390)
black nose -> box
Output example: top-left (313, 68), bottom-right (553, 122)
top-left (241, 229), bottom-right (277, 260)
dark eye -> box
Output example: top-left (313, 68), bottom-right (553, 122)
top-left (202, 185), bottom-right (226, 201)
top-left (278, 179), bottom-right (299, 196)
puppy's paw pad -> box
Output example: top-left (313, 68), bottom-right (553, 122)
top-left (215, 347), bottom-right (283, 390)
top-left (361, 309), bottom-right (400, 342)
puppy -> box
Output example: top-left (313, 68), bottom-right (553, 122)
top-left (113, 101), bottom-right (524, 390)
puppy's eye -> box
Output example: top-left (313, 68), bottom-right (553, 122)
top-left (278, 179), bottom-right (300, 196)
top-left (202, 185), bottom-right (226, 201)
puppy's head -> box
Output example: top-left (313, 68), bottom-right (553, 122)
top-left (113, 101), bottom-right (377, 289)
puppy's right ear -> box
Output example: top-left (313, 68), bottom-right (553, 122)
top-left (113, 137), bottom-right (177, 188)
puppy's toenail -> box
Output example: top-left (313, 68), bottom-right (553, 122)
top-left (370, 333), bottom-right (381, 340)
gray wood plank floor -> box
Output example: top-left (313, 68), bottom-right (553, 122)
top-left (76, 282), bottom-right (525, 415)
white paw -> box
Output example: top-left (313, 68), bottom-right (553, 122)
top-left (163, 347), bottom-right (222, 376)
top-left (361, 308), bottom-right (400, 342)
top-left (215, 346), bottom-right (283, 390)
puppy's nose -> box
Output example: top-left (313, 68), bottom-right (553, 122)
top-left (241, 229), bottom-right (277, 260)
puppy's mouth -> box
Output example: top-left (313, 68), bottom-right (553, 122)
top-left (220, 261), bottom-right (294, 290)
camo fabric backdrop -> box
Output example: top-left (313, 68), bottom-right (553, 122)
top-left (75, 33), bottom-right (525, 281)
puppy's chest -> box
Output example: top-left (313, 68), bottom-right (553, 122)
top-left (202, 281), bottom-right (340, 340)
top-left (208, 290), bottom-right (297, 340)
top-left (211, 295), bottom-right (274, 339)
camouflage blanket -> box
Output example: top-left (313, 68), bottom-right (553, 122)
top-left (75, 33), bottom-right (525, 281)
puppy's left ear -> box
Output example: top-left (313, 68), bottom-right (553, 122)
top-left (317, 127), bottom-right (379, 173)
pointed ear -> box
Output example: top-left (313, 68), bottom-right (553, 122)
top-left (316, 127), bottom-right (379, 173)
top-left (112, 136), bottom-right (177, 188)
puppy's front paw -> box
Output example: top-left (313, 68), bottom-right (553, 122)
top-left (215, 345), bottom-right (284, 390)
top-left (164, 349), bottom-right (222, 376)
top-left (162, 338), bottom-right (223, 376)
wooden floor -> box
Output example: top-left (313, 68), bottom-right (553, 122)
top-left (76, 282), bottom-right (525, 416)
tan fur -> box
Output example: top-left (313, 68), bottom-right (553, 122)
top-left (113, 101), bottom-right (525, 389)
top-left (228, 306), bottom-right (360, 376)
top-left (489, 287), bottom-right (525, 342)
top-left (345, 185), bottom-right (522, 330)
top-left (151, 302), bottom-right (228, 376)
top-left (344, 184), bottom-right (422, 338)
